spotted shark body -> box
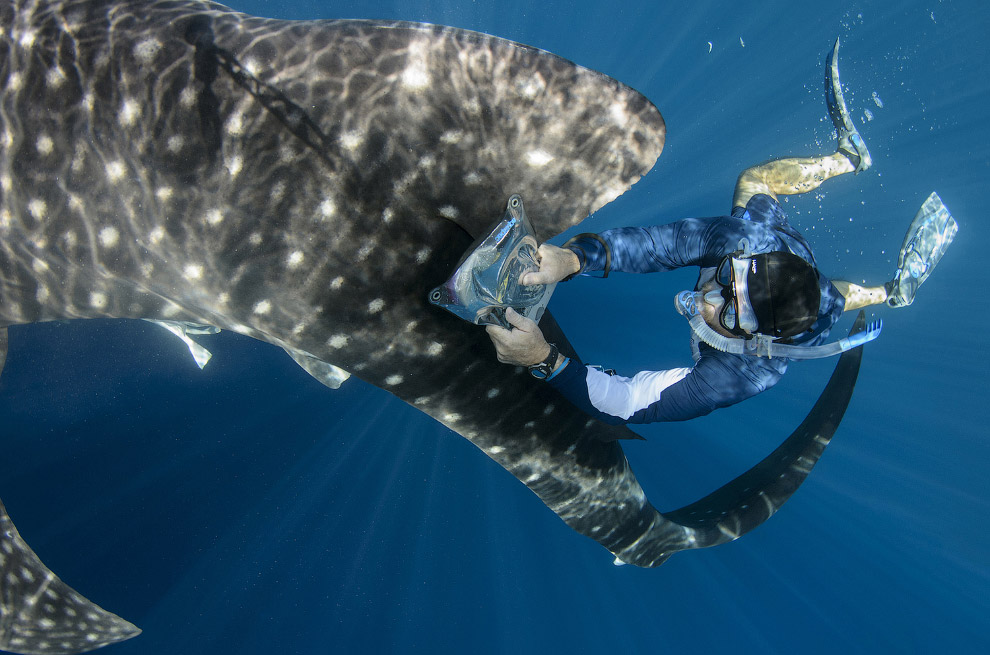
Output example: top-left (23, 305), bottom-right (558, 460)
top-left (0, 1), bottom-right (865, 653)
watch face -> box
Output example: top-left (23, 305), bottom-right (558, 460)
top-left (528, 343), bottom-right (557, 380)
top-left (529, 364), bottom-right (552, 380)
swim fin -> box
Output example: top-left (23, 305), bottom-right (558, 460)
top-left (886, 192), bottom-right (958, 307)
top-left (825, 36), bottom-right (871, 173)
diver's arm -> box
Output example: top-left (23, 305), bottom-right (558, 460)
top-left (545, 362), bottom-right (626, 425)
top-left (576, 366), bottom-right (693, 421)
top-left (833, 280), bottom-right (888, 311)
top-left (547, 360), bottom-right (731, 424)
top-left (565, 217), bottom-right (737, 276)
top-left (549, 350), bottom-right (786, 424)
top-left (625, 351), bottom-right (785, 422)
top-left (485, 309), bottom-right (696, 424)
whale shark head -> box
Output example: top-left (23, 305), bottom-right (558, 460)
top-left (0, 2), bottom-right (865, 653)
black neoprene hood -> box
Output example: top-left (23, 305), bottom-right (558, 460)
top-left (747, 252), bottom-right (821, 338)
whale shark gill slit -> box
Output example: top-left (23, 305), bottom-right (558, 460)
top-left (1, 2), bottom-right (863, 652)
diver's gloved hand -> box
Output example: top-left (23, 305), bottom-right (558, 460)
top-left (486, 307), bottom-right (551, 366)
top-left (519, 244), bottom-right (580, 286)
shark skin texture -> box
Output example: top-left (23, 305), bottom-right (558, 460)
top-left (0, 2), bottom-right (866, 652)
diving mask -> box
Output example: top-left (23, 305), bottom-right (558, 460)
top-left (712, 254), bottom-right (761, 335)
top-left (674, 290), bottom-right (881, 360)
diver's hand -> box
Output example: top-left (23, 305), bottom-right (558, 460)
top-left (519, 244), bottom-right (580, 286)
top-left (486, 307), bottom-right (550, 366)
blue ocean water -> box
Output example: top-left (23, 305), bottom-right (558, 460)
top-left (1, 0), bottom-right (988, 653)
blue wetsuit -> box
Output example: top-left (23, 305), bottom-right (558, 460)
top-left (548, 194), bottom-right (845, 424)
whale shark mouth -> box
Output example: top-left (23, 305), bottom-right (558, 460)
top-left (0, 2), bottom-right (866, 653)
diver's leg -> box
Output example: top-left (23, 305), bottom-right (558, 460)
top-left (732, 152), bottom-right (854, 210)
top-left (833, 280), bottom-right (888, 311)
top-left (733, 38), bottom-right (872, 211)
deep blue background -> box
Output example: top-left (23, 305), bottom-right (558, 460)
top-left (2, 0), bottom-right (988, 653)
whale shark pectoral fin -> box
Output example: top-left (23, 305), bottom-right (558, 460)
top-left (144, 320), bottom-right (220, 370)
top-left (0, 327), bottom-right (7, 380)
top-left (283, 348), bottom-right (351, 390)
top-left (657, 312), bottom-right (868, 550)
top-left (0, 500), bottom-right (141, 655)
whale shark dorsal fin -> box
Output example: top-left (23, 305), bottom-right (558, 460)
top-left (0, 500), bottom-right (141, 654)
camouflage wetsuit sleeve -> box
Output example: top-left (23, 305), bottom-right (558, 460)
top-left (566, 216), bottom-right (753, 275)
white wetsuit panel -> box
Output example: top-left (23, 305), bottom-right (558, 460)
top-left (585, 366), bottom-right (692, 420)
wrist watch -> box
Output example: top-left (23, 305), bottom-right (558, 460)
top-left (528, 342), bottom-right (559, 380)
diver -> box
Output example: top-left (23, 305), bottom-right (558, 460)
top-left (485, 38), bottom-right (957, 424)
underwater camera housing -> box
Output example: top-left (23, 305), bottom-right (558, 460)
top-left (429, 195), bottom-right (556, 329)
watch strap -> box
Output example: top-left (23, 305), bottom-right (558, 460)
top-left (528, 342), bottom-right (558, 380)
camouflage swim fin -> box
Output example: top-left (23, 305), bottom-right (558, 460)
top-left (825, 36), bottom-right (872, 173)
top-left (886, 192), bottom-right (958, 307)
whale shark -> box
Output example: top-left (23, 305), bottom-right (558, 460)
top-left (0, 1), bottom-right (866, 653)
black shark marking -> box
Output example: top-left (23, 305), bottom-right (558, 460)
top-left (1, 1), bottom-right (865, 653)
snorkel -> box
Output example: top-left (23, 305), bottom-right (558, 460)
top-left (675, 290), bottom-right (744, 354)
top-left (673, 289), bottom-right (882, 361)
